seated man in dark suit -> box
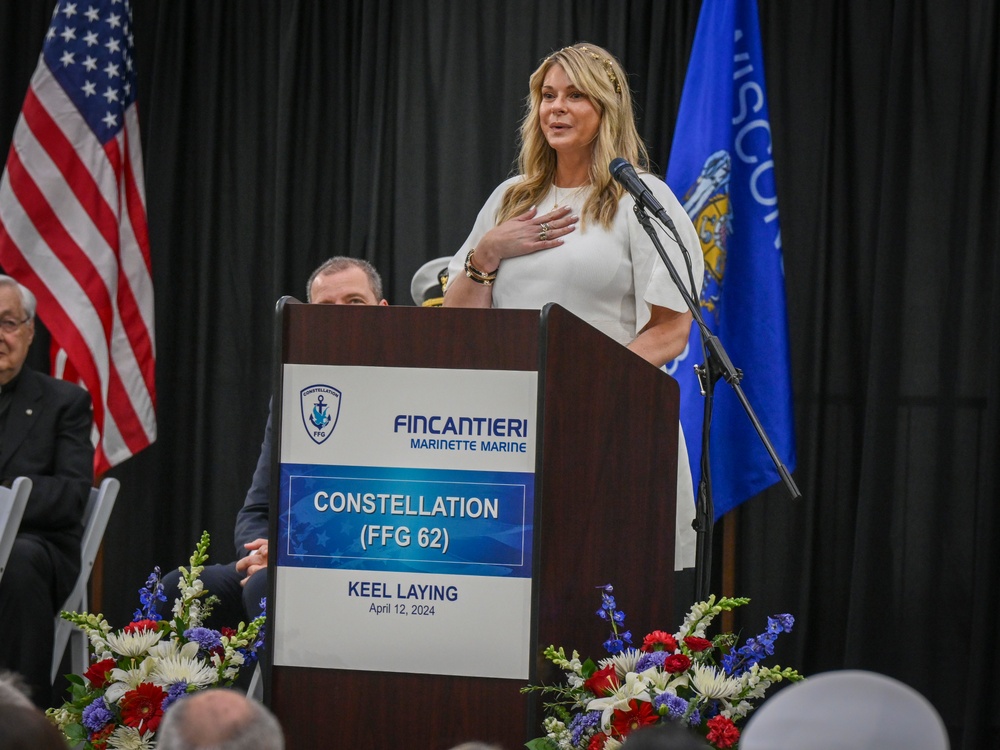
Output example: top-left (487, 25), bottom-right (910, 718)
top-left (0, 276), bottom-right (94, 708)
top-left (161, 257), bottom-right (387, 633)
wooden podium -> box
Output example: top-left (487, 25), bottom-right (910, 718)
top-left (265, 302), bottom-right (678, 748)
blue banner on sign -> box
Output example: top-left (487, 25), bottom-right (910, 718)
top-left (276, 463), bottom-right (534, 577)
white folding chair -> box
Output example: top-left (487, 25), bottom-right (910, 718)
top-left (0, 476), bottom-right (32, 584)
top-left (247, 663), bottom-right (263, 701)
top-left (741, 669), bottom-right (950, 750)
top-left (50, 476), bottom-right (120, 683)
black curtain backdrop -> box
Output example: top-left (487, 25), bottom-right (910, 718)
top-left (2, 1), bottom-right (998, 747)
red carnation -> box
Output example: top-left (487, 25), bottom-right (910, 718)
top-left (90, 723), bottom-right (115, 750)
top-left (611, 699), bottom-right (659, 738)
top-left (584, 664), bottom-right (619, 697)
top-left (662, 653), bottom-right (692, 673)
top-left (641, 630), bottom-right (678, 652)
top-left (83, 658), bottom-right (117, 689)
top-left (706, 715), bottom-right (740, 748)
top-left (124, 619), bottom-right (160, 634)
top-left (587, 732), bottom-right (608, 750)
top-left (119, 682), bottom-right (167, 732)
top-left (220, 627), bottom-right (237, 638)
top-left (684, 636), bottom-right (713, 653)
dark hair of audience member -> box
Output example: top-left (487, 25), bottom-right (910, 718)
top-left (0, 704), bottom-right (68, 749)
top-left (621, 722), bottom-right (711, 749)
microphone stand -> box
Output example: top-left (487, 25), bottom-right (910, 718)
top-left (629, 202), bottom-right (801, 601)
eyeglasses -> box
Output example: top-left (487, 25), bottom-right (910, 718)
top-left (0, 317), bottom-right (30, 335)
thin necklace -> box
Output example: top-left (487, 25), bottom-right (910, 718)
top-left (550, 184), bottom-right (589, 210)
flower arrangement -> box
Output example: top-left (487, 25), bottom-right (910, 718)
top-left (523, 586), bottom-right (803, 749)
top-left (46, 531), bottom-right (266, 749)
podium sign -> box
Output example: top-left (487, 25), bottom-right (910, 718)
top-left (274, 364), bottom-right (537, 679)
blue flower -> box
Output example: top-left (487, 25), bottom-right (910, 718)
top-left (161, 681), bottom-right (189, 711)
top-left (721, 651), bottom-right (739, 675)
top-left (81, 696), bottom-right (113, 732)
top-left (569, 710), bottom-right (602, 745)
top-left (636, 651), bottom-right (669, 671)
top-left (724, 614), bottom-right (792, 676)
top-left (184, 626), bottom-right (223, 651)
top-left (595, 586), bottom-right (630, 654)
top-left (133, 566), bottom-right (167, 622)
top-left (238, 646), bottom-right (259, 666)
top-left (769, 613), bottom-right (794, 633)
top-left (655, 693), bottom-right (689, 721)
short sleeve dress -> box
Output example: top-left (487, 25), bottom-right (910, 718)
top-left (447, 174), bottom-right (705, 570)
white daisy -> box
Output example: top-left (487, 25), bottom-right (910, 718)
top-left (147, 639), bottom-right (191, 659)
top-left (106, 725), bottom-right (155, 750)
top-left (149, 641), bottom-right (217, 689)
top-left (106, 628), bottom-right (163, 658)
top-left (598, 647), bottom-right (642, 678)
top-left (689, 663), bottom-right (741, 700)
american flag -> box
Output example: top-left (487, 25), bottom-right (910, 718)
top-left (0, 0), bottom-right (156, 473)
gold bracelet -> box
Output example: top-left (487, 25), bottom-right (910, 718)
top-left (464, 248), bottom-right (498, 285)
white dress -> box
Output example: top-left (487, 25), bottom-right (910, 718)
top-left (447, 174), bottom-right (704, 570)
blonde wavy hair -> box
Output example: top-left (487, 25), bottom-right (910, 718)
top-left (496, 43), bottom-right (649, 230)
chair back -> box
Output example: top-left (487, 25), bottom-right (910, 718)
top-left (740, 669), bottom-right (950, 750)
top-left (0, 476), bottom-right (32, 582)
top-left (50, 476), bottom-right (121, 682)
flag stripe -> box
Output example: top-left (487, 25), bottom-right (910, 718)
top-left (115, 129), bottom-right (156, 403)
top-left (3, 148), bottom-right (115, 339)
top-left (21, 85), bottom-right (122, 254)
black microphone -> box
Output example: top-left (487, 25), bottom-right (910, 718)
top-left (610, 157), bottom-right (699, 301)
top-left (609, 157), bottom-right (677, 230)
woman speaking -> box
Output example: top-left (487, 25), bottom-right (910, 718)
top-left (443, 43), bottom-right (704, 569)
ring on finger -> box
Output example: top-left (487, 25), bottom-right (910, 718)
top-left (539, 229), bottom-right (548, 241)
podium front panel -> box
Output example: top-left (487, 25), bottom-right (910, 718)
top-left (267, 304), bottom-right (677, 749)
top-left (273, 363), bottom-right (537, 680)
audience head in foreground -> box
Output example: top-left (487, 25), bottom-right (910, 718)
top-left (620, 722), bottom-right (711, 749)
top-left (0, 704), bottom-right (68, 750)
top-left (739, 669), bottom-right (950, 750)
top-left (0, 673), bottom-right (67, 750)
top-left (156, 688), bottom-right (284, 750)
top-left (0, 672), bottom-right (33, 710)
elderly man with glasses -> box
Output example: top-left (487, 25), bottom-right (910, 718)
top-left (0, 275), bottom-right (94, 708)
